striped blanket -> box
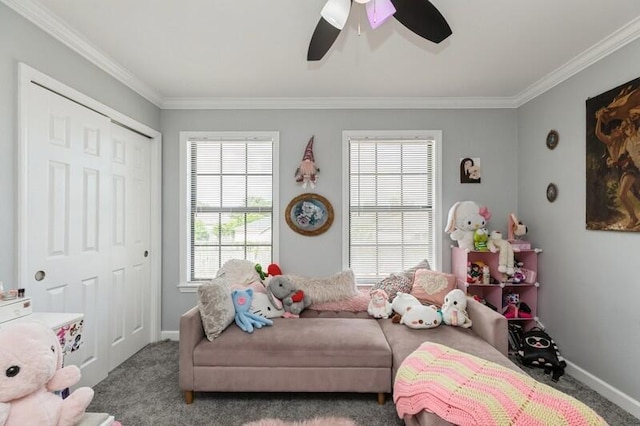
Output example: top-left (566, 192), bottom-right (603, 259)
top-left (394, 343), bottom-right (607, 426)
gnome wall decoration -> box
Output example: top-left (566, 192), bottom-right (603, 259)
top-left (295, 136), bottom-right (320, 188)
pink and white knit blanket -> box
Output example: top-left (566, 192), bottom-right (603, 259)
top-left (394, 342), bottom-right (607, 426)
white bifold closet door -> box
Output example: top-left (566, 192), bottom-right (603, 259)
top-left (24, 82), bottom-right (152, 387)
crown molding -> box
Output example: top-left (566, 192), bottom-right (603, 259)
top-left (161, 96), bottom-right (518, 110)
top-left (515, 15), bottom-right (640, 107)
top-left (5, 0), bottom-right (640, 111)
top-left (1, 0), bottom-right (163, 107)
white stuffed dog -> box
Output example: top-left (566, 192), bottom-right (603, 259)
top-left (368, 289), bottom-right (392, 319)
top-left (488, 230), bottom-right (515, 275)
top-left (445, 201), bottom-right (490, 251)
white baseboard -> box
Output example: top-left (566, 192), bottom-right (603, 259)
top-left (161, 330), bottom-right (179, 341)
top-left (565, 359), bottom-right (640, 420)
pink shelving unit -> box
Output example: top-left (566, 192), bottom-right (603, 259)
top-left (451, 246), bottom-right (542, 331)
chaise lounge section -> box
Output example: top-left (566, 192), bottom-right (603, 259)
top-left (179, 296), bottom-right (515, 425)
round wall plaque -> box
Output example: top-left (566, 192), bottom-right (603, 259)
top-left (546, 183), bottom-right (558, 202)
top-left (546, 130), bottom-right (559, 150)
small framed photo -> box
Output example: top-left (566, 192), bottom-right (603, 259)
top-left (285, 193), bottom-right (334, 236)
top-left (460, 157), bottom-right (481, 183)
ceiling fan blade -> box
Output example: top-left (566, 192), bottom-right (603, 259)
top-left (390, 0), bottom-right (452, 43)
top-left (307, 17), bottom-right (342, 61)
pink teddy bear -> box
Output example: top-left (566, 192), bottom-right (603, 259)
top-left (0, 321), bottom-right (94, 426)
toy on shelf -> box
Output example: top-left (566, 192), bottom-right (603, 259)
top-left (508, 213), bottom-right (531, 251)
top-left (472, 295), bottom-right (498, 311)
top-left (445, 201), bottom-right (491, 252)
top-left (502, 292), bottom-right (533, 319)
top-left (508, 213), bottom-right (528, 241)
top-left (487, 230), bottom-right (515, 275)
top-left (466, 261), bottom-right (489, 284)
top-left (473, 228), bottom-right (490, 251)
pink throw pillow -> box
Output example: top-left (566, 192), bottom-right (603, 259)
top-left (410, 269), bottom-right (457, 307)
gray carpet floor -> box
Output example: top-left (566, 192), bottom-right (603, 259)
top-left (87, 340), bottom-right (639, 426)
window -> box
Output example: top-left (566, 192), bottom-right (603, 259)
top-left (180, 132), bottom-right (279, 284)
top-left (342, 131), bottom-right (441, 283)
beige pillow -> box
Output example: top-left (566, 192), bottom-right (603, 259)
top-left (215, 259), bottom-right (262, 288)
top-left (284, 269), bottom-right (358, 304)
top-left (410, 268), bottom-right (457, 307)
top-left (197, 278), bottom-right (235, 341)
top-left (402, 259), bottom-right (432, 284)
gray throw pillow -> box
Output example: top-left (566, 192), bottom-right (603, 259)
top-left (402, 259), bottom-right (432, 284)
top-left (197, 278), bottom-right (235, 341)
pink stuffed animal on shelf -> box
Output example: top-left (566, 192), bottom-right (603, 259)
top-left (0, 321), bottom-right (94, 426)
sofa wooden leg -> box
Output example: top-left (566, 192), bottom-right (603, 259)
top-left (377, 393), bottom-right (385, 405)
top-left (185, 390), bottom-right (194, 404)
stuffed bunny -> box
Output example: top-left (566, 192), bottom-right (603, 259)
top-left (0, 321), bottom-right (94, 426)
top-left (266, 276), bottom-right (311, 318)
top-left (444, 201), bottom-right (490, 251)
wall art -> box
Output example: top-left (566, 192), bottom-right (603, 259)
top-left (285, 193), bottom-right (334, 236)
top-left (586, 76), bottom-right (640, 231)
top-left (459, 157), bottom-right (481, 183)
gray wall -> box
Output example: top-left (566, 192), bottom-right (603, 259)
top-left (9, 0), bottom-right (639, 409)
top-left (160, 108), bottom-right (518, 330)
top-left (0, 3), bottom-right (161, 289)
top-left (517, 38), bottom-right (640, 402)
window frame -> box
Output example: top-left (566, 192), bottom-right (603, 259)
top-left (341, 130), bottom-right (443, 284)
top-left (178, 131), bottom-right (279, 291)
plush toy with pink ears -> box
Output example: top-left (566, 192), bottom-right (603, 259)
top-left (0, 321), bottom-right (94, 426)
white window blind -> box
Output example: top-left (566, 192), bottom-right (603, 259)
top-left (188, 136), bottom-right (275, 281)
top-left (347, 136), bottom-right (436, 283)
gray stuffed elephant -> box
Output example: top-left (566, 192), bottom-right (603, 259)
top-left (266, 276), bottom-right (311, 318)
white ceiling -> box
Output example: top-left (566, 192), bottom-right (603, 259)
top-left (7, 0), bottom-right (640, 108)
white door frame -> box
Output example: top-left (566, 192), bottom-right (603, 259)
top-left (16, 62), bottom-right (162, 343)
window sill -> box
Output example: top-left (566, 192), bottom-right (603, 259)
top-left (177, 282), bottom-right (206, 293)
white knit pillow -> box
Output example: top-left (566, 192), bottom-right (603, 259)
top-left (283, 270), bottom-right (358, 304)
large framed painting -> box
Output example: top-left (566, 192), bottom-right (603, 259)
top-left (586, 76), bottom-right (640, 231)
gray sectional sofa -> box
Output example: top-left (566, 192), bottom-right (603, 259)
top-left (179, 297), bottom-right (521, 425)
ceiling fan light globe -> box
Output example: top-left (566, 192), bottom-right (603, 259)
top-left (320, 0), bottom-right (352, 30)
top-left (366, 0), bottom-right (396, 29)
top-left (354, 0), bottom-right (372, 3)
